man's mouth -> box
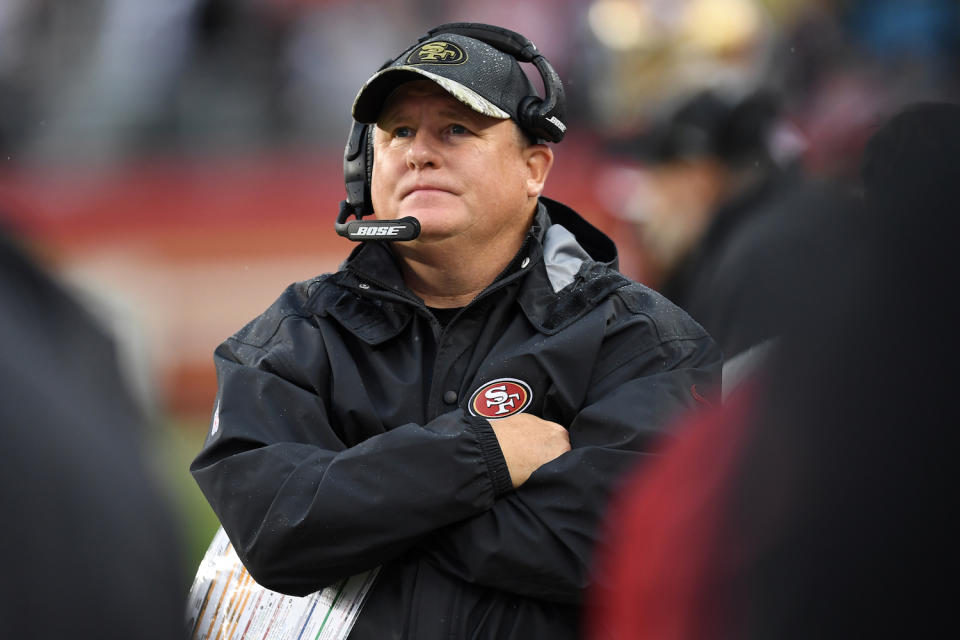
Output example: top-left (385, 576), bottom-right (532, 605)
top-left (403, 184), bottom-right (453, 199)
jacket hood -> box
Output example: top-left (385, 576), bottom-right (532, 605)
top-left (533, 197), bottom-right (618, 295)
top-left (518, 197), bottom-right (629, 334)
top-left (536, 196), bottom-right (619, 268)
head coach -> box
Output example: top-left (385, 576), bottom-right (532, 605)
top-left (191, 22), bottom-right (721, 639)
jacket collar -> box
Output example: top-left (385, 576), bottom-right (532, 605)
top-left (316, 197), bottom-right (628, 342)
top-left (519, 198), bottom-right (629, 335)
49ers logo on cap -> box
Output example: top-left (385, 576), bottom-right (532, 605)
top-left (407, 41), bottom-right (466, 65)
top-left (469, 378), bottom-right (533, 419)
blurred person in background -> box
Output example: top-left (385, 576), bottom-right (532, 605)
top-left (587, 100), bottom-right (958, 639)
top-left (613, 88), bottom-right (847, 367)
top-left (583, 0), bottom-right (959, 372)
top-left (579, 0), bottom-right (853, 379)
top-left (0, 225), bottom-right (187, 639)
top-left (190, 22), bottom-right (720, 639)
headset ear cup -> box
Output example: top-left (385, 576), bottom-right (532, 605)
top-left (518, 94), bottom-right (566, 143)
top-left (363, 126), bottom-right (374, 214)
top-left (518, 95), bottom-right (543, 136)
top-left (343, 121), bottom-right (371, 215)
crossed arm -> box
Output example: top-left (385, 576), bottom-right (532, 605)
top-left (193, 349), bottom-right (718, 602)
top-left (191, 354), bottom-right (571, 597)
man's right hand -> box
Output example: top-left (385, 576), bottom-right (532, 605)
top-left (490, 414), bottom-right (571, 488)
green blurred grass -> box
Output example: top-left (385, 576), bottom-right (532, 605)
top-left (156, 416), bottom-right (220, 580)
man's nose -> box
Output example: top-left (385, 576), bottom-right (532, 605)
top-left (406, 130), bottom-right (442, 169)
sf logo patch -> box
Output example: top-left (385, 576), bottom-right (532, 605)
top-left (469, 378), bottom-right (533, 419)
top-left (407, 41), bottom-right (466, 65)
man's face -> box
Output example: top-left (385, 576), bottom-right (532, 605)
top-left (370, 80), bottom-right (549, 248)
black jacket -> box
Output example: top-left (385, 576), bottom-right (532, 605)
top-left (191, 198), bottom-right (721, 638)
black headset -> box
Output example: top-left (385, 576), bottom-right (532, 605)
top-left (335, 22), bottom-right (567, 241)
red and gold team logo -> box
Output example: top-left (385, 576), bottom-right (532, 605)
top-left (468, 378), bottom-right (533, 419)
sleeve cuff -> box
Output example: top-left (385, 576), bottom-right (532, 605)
top-left (465, 414), bottom-right (514, 497)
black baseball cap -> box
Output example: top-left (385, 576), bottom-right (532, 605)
top-left (352, 32), bottom-right (538, 128)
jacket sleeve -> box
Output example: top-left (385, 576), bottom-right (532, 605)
top-left (189, 301), bottom-right (513, 597)
top-left (416, 295), bottom-right (722, 603)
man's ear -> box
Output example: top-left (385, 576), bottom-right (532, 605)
top-left (524, 144), bottom-right (554, 198)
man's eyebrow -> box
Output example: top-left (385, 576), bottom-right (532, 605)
top-left (376, 107), bottom-right (401, 128)
top-left (378, 103), bottom-right (488, 128)
top-left (437, 107), bottom-right (490, 125)
top-left (376, 99), bottom-right (409, 127)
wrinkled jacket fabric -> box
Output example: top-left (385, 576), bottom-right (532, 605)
top-left (191, 197), bottom-right (721, 639)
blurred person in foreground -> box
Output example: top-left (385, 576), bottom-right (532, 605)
top-left (612, 89), bottom-right (846, 365)
top-left (587, 101), bottom-right (959, 638)
top-left (190, 22), bottom-right (721, 639)
top-left (0, 227), bottom-right (187, 639)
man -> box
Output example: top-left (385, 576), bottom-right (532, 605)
top-left (191, 24), bottom-right (720, 639)
top-left (611, 89), bottom-right (844, 363)
top-left (1, 226), bottom-right (186, 640)
top-left (588, 101), bottom-right (959, 640)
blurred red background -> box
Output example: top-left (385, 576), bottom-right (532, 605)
top-left (0, 136), bottom-right (637, 417)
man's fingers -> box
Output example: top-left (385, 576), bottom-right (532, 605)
top-left (490, 414), bottom-right (570, 488)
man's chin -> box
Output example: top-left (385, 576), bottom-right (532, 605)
top-left (398, 209), bottom-right (460, 236)
top-left (403, 227), bottom-right (450, 244)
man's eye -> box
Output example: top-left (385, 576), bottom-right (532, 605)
top-left (449, 124), bottom-right (469, 135)
top-left (394, 126), bottom-right (414, 138)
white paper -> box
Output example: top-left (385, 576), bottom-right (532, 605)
top-left (186, 527), bottom-right (378, 640)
